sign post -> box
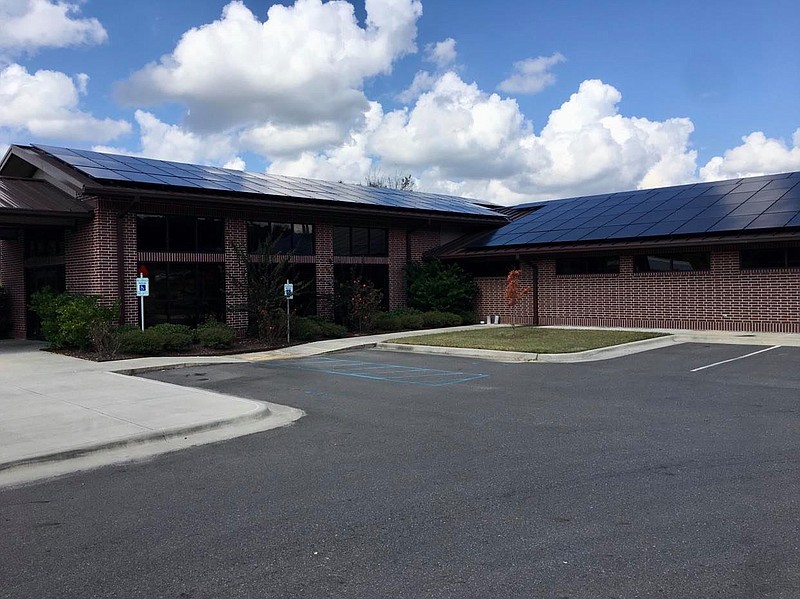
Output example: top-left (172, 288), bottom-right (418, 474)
top-left (284, 280), bottom-right (294, 343)
top-left (136, 276), bottom-right (150, 331)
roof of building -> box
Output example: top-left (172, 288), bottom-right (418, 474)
top-left (18, 145), bottom-right (503, 221)
top-left (0, 177), bottom-right (90, 226)
top-left (463, 171), bottom-right (800, 253)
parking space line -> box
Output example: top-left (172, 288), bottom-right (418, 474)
top-left (690, 345), bottom-right (781, 372)
top-left (278, 356), bottom-right (489, 386)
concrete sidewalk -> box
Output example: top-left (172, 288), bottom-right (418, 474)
top-left (2, 324), bottom-right (799, 487)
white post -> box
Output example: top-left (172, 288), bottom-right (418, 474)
top-left (140, 296), bottom-right (145, 331)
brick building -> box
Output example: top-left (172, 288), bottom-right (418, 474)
top-left (1, 144), bottom-right (799, 338)
top-left (0, 145), bottom-right (502, 339)
top-left (439, 172), bottom-right (800, 332)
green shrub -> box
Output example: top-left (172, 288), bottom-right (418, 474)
top-left (421, 311), bottom-right (462, 328)
top-left (406, 260), bottom-right (477, 314)
top-left (148, 323), bottom-right (193, 352)
top-left (193, 317), bottom-right (236, 349)
top-left (374, 312), bottom-right (402, 331)
top-left (292, 316), bottom-right (347, 340)
top-left (195, 324), bottom-right (236, 349)
top-left (459, 311), bottom-right (478, 325)
top-left (119, 328), bottom-right (158, 355)
top-left (399, 312), bottom-right (424, 330)
top-left (89, 320), bottom-right (121, 360)
top-left (292, 316), bottom-right (322, 341)
top-left (29, 289), bottom-right (118, 349)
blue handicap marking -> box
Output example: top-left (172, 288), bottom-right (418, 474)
top-left (282, 357), bottom-right (488, 386)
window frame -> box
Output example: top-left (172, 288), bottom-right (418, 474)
top-left (333, 226), bottom-right (389, 257)
top-left (556, 255), bottom-right (620, 276)
top-left (247, 220), bottom-right (315, 255)
top-left (740, 247), bottom-right (800, 270)
top-left (136, 214), bottom-right (224, 253)
top-left (633, 252), bottom-right (711, 273)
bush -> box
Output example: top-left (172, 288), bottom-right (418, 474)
top-left (118, 328), bottom-right (157, 355)
top-left (148, 323), bottom-right (193, 352)
top-left (89, 320), bottom-right (121, 360)
top-left (293, 316), bottom-right (347, 341)
top-left (459, 311), bottom-right (478, 325)
top-left (118, 324), bottom-right (193, 355)
top-left (195, 325), bottom-right (236, 349)
top-left (398, 312), bottom-right (424, 330)
top-left (406, 260), bottom-right (478, 314)
top-left (374, 313), bottom-right (402, 331)
top-left (421, 311), bottom-right (462, 328)
top-left (29, 289), bottom-right (118, 349)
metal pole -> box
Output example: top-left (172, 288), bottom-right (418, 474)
top-left (286, 297), bottom-right (290, 343)
top-left (140, 296), bottom-right (145, 331)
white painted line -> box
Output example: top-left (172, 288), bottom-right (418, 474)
top-left (690, 345), bottom-right (781, 372)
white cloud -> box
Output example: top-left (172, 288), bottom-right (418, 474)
top-left (700, 129), bottom-right (800, 181)
top-left (117, 0), bottom-right (422, 134)
top-left (0, 0), bottom-right (107, 57)
top-left (239, 121), bottom-right (344, 157)
top-left (498, 52), bottom-right (566, 95)
top-left (0, 63), bottom-right (130, 141)
top-left (270, 76), bottom-right (702, 205)
top-left (396, 70), bottom-right (437, 104)
top-left (424, 38), bottom-right (457, 69)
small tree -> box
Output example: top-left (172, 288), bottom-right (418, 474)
top-left (341, 277), bottom-right (383, 333)
top-left (230, 238), bottom-right (308, 344)
top-left (364, 169), bottom-right (416, 191)
top-left (505, 269), bottom-right (532, 327)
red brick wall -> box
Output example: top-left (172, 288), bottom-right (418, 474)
top-left (224, 218), bottom-right (248, 337)
top-left (474, 265), bottom-right (537, 325)
top-left (408, 228), bottom-right (441, 262)
top-left (0, 236), bottom-right (26, 339)
top-left (535, 245), bottom-right (800, 332)
top-left (65, 200), bottom-right (119, 308)
top-left (315, 224), bottom-right (334, 319)
top-left (388, 228), bottom-right (407, 310)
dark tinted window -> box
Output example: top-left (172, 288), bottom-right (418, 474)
top-left (24, 229), bottom-right (65, 259)
top-left (197, 218), bottom-right (224, 252)
top-left (741, 247), bottom-right (800, 269)
top-left (634, 252), bottom-right (710, 272)
top-left (137, 215), bottom-right (223, 253)
top-left (333, 226), bottom-right (350, 255)
top-left (142, 262), bottom-right (224, 326)
top-left (461, 260), bottom-right (518, 277)
top-left (556, 256), bottom-right (620, 275)
top-left (248, 221), bottom-right (314, 255)
top-left (137, 215), bottom-right (168, 252)
top-left (333, 227), bottom-right (388, 256)
top-left (351, 227), bottom-right (369, 255)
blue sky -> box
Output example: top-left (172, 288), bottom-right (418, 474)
top-left (1, 0), bottom-right (798, 204)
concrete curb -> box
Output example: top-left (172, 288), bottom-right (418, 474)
top-left (0, 397), bottom-right (273, 473)
top-left (377, 334), bottom-right (680, 363)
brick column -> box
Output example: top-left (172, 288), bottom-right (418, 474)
top-left (314, 224), bottom-right (334, 319)
top-left (120, 213), bottom-right (139, 326)
top-left (0, 236), bottom-right (26, 339)
top-left (388, 228), bottom-right (407, 310)
top-left (224, 218), bottom-right (248, 337)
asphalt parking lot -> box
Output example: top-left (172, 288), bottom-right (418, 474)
top-left (2, 342), bottom-right (800, 598)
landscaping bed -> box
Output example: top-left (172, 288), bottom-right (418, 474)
top-left (389, 326), bottom-right (667, 354)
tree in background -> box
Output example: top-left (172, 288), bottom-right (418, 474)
top-left (505, 269), bottom-right (532, 327)
top-left (406, 260), bottom-right (477, 317)
top-left (364, 169), bottom-right (416, 191)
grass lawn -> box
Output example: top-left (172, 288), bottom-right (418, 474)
top-left (389, 326), bottom-right (668, 354)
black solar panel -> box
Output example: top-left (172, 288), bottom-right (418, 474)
top-left (468, 173), bottom-right (800, 249)
top-left (34, 145), bottom-right (500, 218)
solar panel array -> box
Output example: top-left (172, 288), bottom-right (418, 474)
top-left (34, 145), bottom-right (500, 218)
top-left (469, 173), bottom-right (800, 248)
